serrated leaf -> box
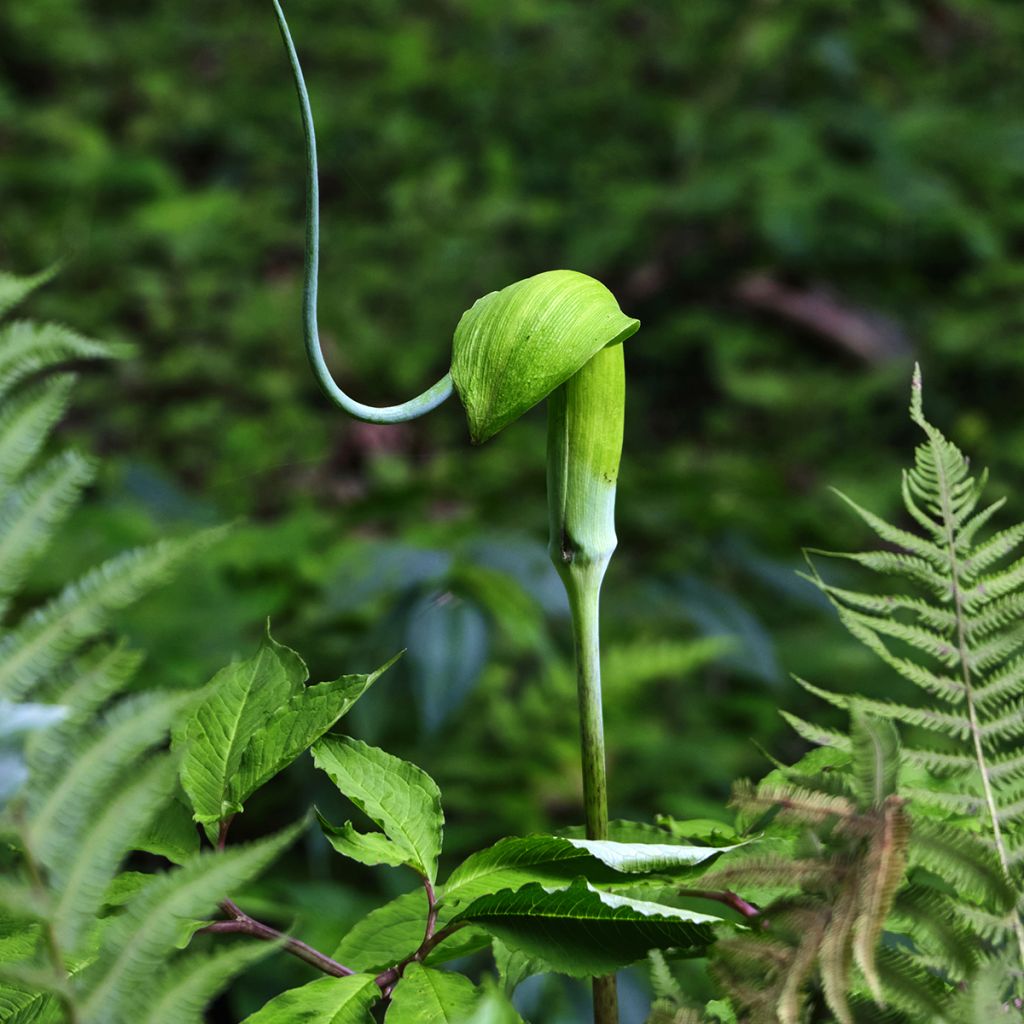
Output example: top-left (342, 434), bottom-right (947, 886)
top-left (442, 834), bottom-right (738, 913)
top-left (451, 270), bottom-right (639, 444)
top-left (332, 890), bottom-right (489, 974)
top-left (386, 963), bottom-right (480, 1024)
top-left (178, 629), bottom-right (306, 830)
top-left (452, 878), bottom-right (721, 977)
top-left (229, 655), bottom-right (398, 811)
top-left (317, 811), bottom-right (412, 870)
top-left (240, 973), bottom-right (379, 1024)
top-left (133, 797), bottom-right (200, 865)
top-left (493, 938), bottom-right (545, 996)
top-left (312, 737), bottom-right (443, 882)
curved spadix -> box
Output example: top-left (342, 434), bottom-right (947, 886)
top-left (451, 270), bottom-right (639, 444)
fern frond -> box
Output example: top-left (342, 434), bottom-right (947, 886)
top-left (0, 266), bottom-right (57, 319)
top-left (852, 798), bottom-right (910, 1003)
top-left (79, 824), bottom-right (301, 1023)
top-left (902, 747), bottom-right (976, 776)
top-left (648, 949), bottom-right (684, 1004)
top-left (794, 678), bottom-right (970, 739)
top-left (25, 693), bottom-right (192, 870)
top-left (0, 321), bottom-right (131, 402)
top-left (830, 489), bottom-right (947, 566)
top-left (0, 529), bottom-right (226, 701)
top-left (139, 943), bottom-right (274, 1024)
top-left (819, 881), bottom-right (857, 1024)
top-left (778, 710), bottom-right (851, 751)
top-left (890, 884), bottom-right (977, 976)
top-left (910, 820), bottom-right (1015, 910)
top-left (51, 755), bottom-right (177, 951)
top-left (872, 946), bottom-right (954, 1022)
top-left (0, 375), bottom-right (74, 489)
top-left (0, 451), bottom-right (97, 615)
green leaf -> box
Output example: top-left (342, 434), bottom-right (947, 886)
top-left (452, 878), bottom-right (721, 977)
top-left (317, 811), bottom-right (412, 870)
top-left (133, 797), bottom-right (200, 865)
top-left (451, 270), bottom-right (639, 444)
top-left (442, 834), bottom-right (737, 912)
top-left (229, 655), bottom-right (398, 811)
top-left (386, 963), bottom-right (480, 1024)
top-left (240, 974), bottom-right (379, 1024)
top-left (332, 890), bottom-right (425, 971)
top-left (332, 890), bottom-right (489, 974)
top-left (493, 938), bottom-right (545, 996)
top-left (312, 736), bottom-right (443, 882)
top-left (178, 629), bottom-right (306, 830)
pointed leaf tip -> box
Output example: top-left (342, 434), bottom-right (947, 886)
top-left (451, 270), bottom-right (639, 444)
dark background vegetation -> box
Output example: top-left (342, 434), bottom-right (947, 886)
top-left (3, 0), bottom-right (1023, 1018)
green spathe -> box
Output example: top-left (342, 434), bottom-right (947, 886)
top-left (451, 270), bottom-right (639, 444)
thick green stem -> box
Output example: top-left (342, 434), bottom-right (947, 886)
top-left (547, 343), bottom-right (625, 1024)
top-left (564, 565), bottom-right (610, 841)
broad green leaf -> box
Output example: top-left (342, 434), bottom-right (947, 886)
top-left (178, 629), bottom-right (306, 830)
top-left (452, 879), bottom-right (721, 977)
top-left (317, 811), bottom-right (411, 869)
top-left (442, 834), bottom-right (738, 912)
top-left (103, 872), bottom-right (156, 908)
top-left (461, 983), bottom-right (524, 1024)
top-left (386, 963), bottom-right (480, 1024)
top-left (133, 797), bottom-right (200, 865)
top-left (240, 973), bottom-right (379, 1024)
top-left (312, 737), bottom-right (443, 882)
top-left (230, 655), bottom-right (398, 810)
top-left (333, 890), bottom-right (490, 973)
top-left (451, 270), bottom-right (639, 444)
top-left (493, 938), bottom-right (545, 996)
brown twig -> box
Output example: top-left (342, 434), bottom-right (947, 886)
top-left (201, 898), bottom-right (355, 977)
top-left (675, 887), bottom-right (762, 921)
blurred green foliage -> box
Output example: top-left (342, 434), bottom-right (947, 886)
top-left (3, 0), bottom-right (1024, 1018)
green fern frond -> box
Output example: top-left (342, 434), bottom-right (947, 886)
top-left (890, 884), bottom-right (978, 977)
top-left (79, 823), bottom-right (301, 1023)
top-left (648, 949), bottom-right (685, 1003)
top-left (0, 266), bottom-right (57, 319)
top-left (0, 375), bottom-right (74, 489)
top-left (800, 367), bottom-right (1024, 974)
top-left (0, 528), bottom-right (227, 702)
top-left (778, 710), bottom-right (852, 751)
top-left (0, 321), bottom-right (131, 402)
top-left (910, 820), bottom-right (1015, 911)
top-left (51, 755), bottom-right (178, 951)
top-left (852, 797), bottom-right (911, 1003)
top-left (0, 451), bottom-right (97, 614)
top-left (25, 692), bottom-right (194, 867)
top-left (139, 943), bottom-right (275, 1024)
